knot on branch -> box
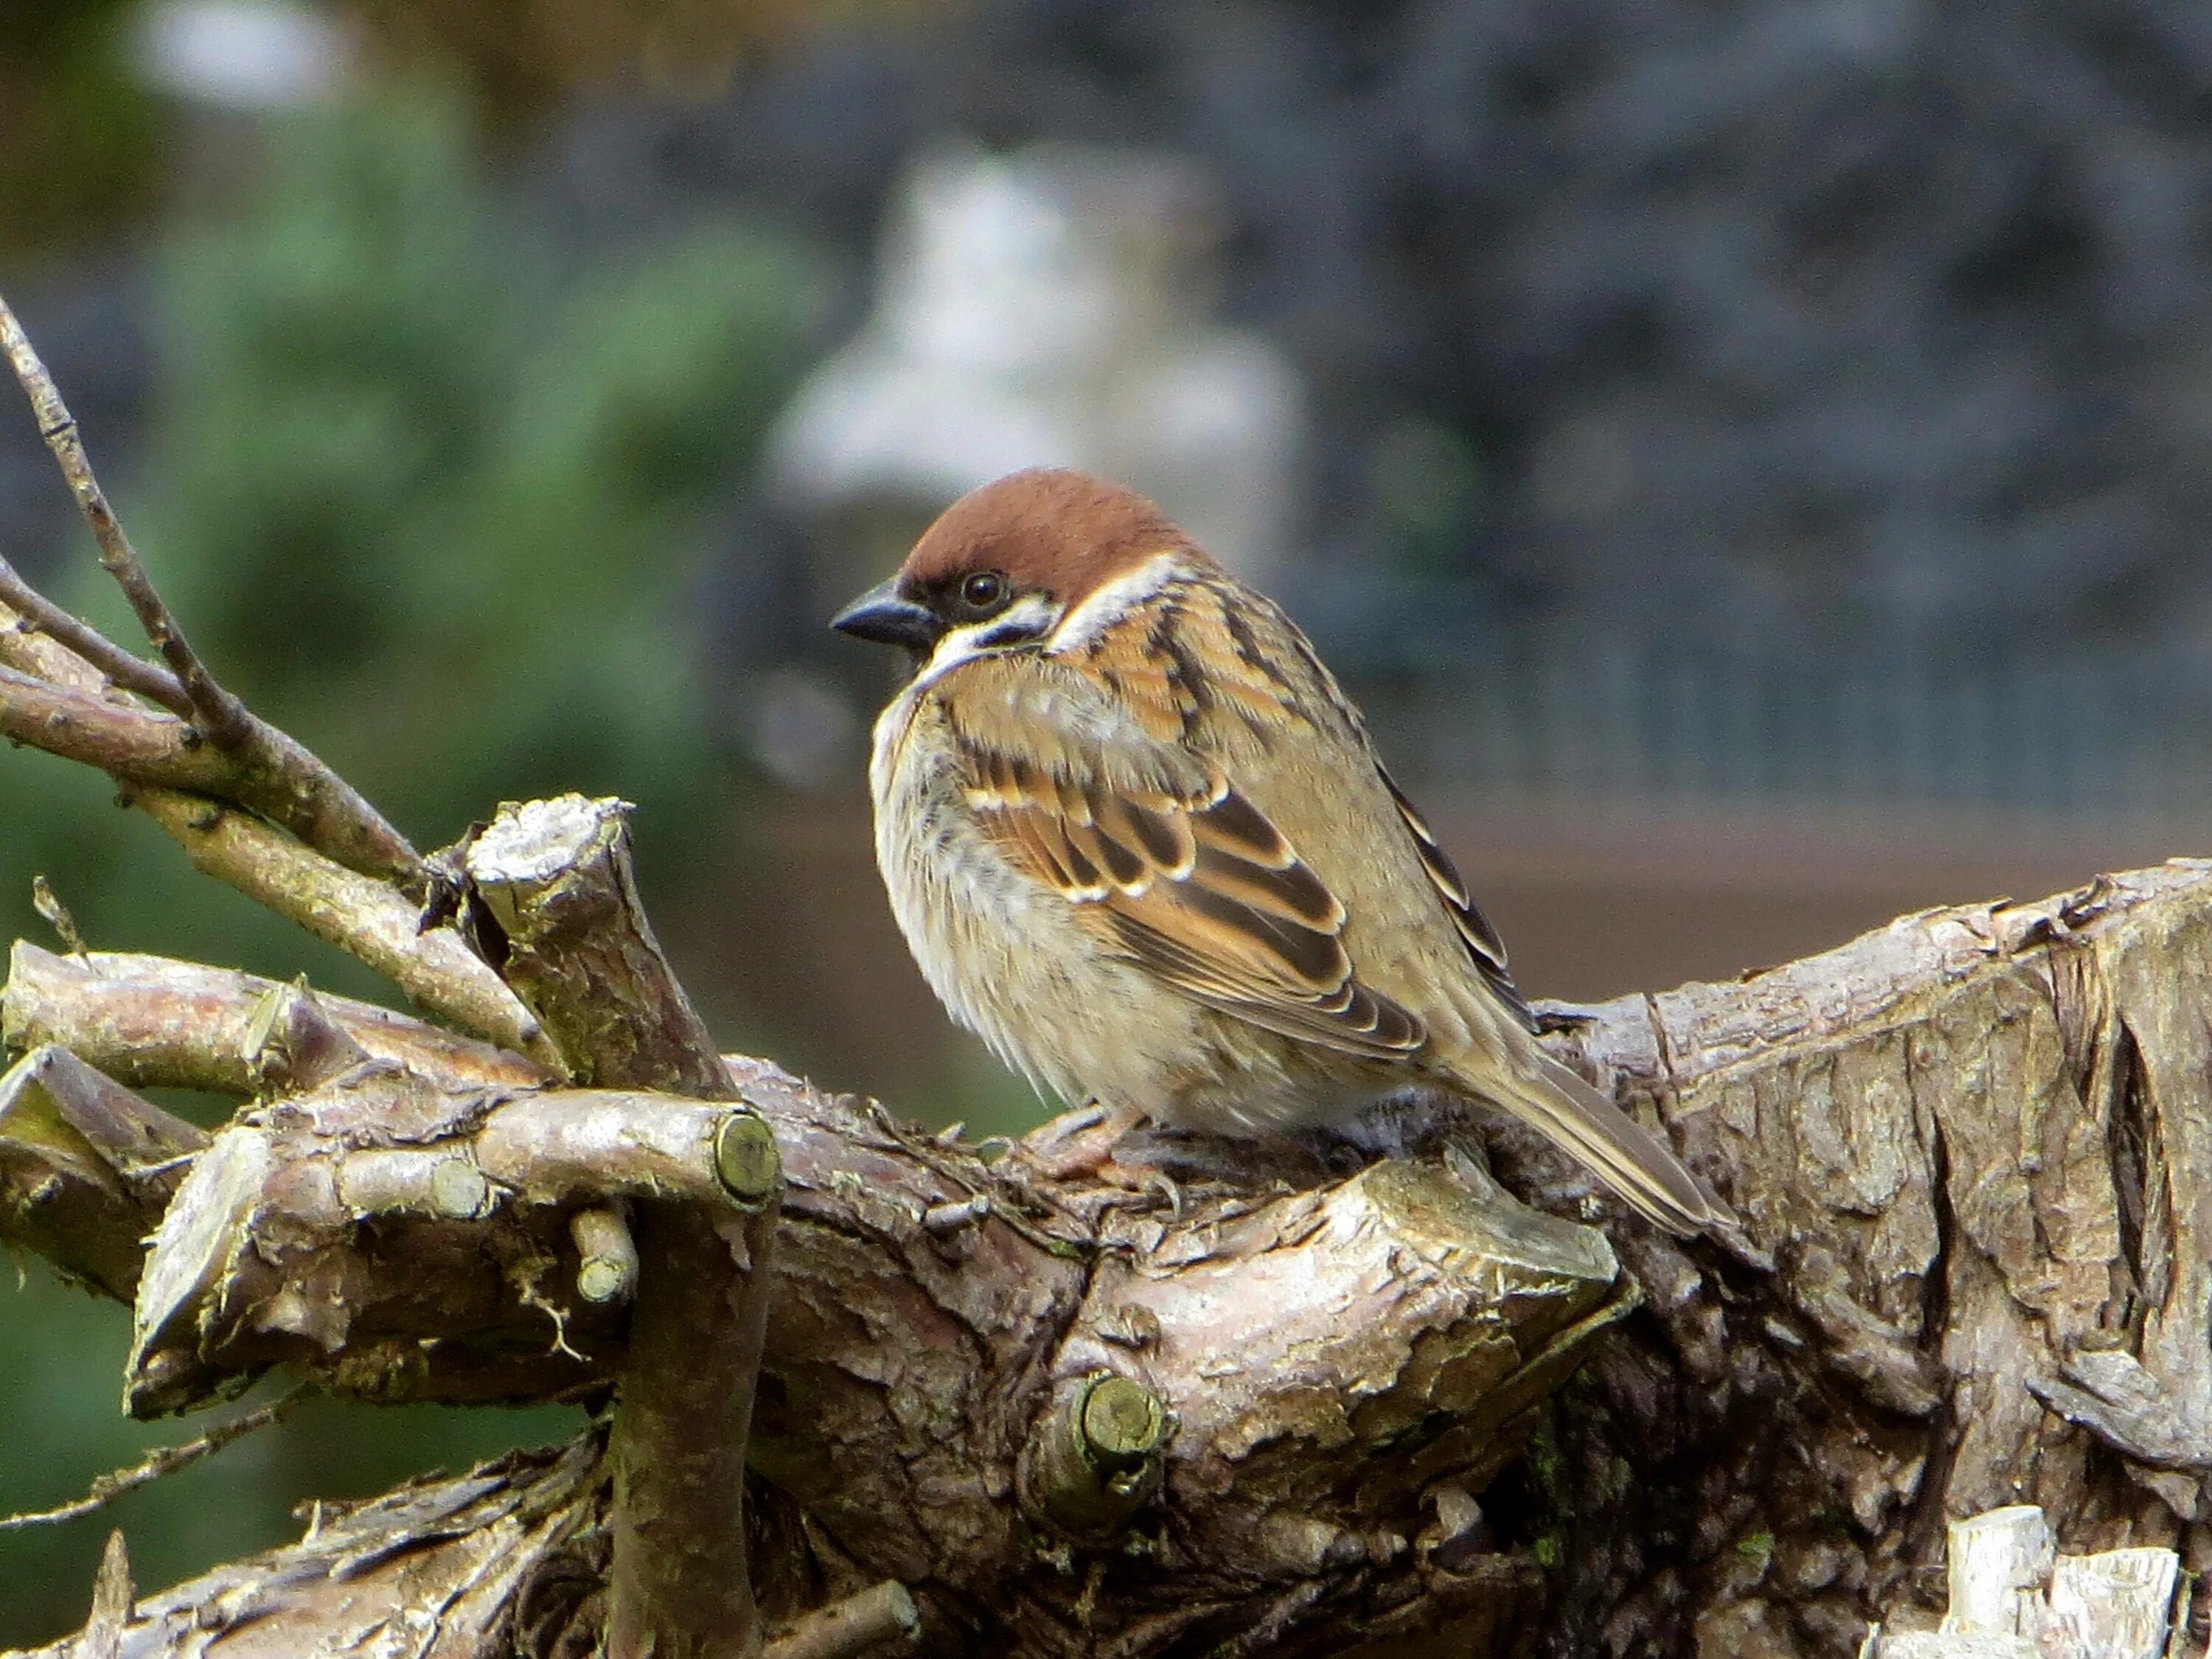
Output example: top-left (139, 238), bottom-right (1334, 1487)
top-left (1021, 1372), bottom-right (1172, 1540)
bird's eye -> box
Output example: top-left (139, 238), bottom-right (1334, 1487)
top-left (960, 571), bottom-right (1009, 613)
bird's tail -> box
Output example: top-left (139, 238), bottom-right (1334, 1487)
top-left (1454, 1046), bottom-right (1733, 1236)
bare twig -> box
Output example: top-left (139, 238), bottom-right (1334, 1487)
top-left (0, 553), bottom-right (189, 714)
top-left (3, 547), bottom-right (542, 1065)
top-left (0, 1391), bottom-right (302, 1534)
top-left (0, 661), bottom-right (241, 796)
top-left (122, 787), bottom-right (556, 1068)
top-left (762, 1581), bottom-right (919, 1659)
top-left (0, 296), bottom-right (247, 745)
top-left (0, 293), bottom-right (420, 882)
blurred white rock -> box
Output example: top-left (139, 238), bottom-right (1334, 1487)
top-left (766, 140), bottom-right (1307, 611)
top-left (133, 0), bottom-right (351, 109)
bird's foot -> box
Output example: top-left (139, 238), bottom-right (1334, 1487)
top-left (1015, 1099), bottom-right (1161, 1191)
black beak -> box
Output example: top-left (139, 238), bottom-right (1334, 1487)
top-left (830, 580), bottom-right (942, 652)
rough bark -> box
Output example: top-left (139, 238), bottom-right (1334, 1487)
top-left (7, 861), bottom-right (2212, 1655)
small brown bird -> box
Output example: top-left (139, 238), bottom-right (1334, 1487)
top-left (832, 468), bottom-right (1728, 1234)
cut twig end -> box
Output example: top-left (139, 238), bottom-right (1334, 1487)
top-left (714, 1110), bottom-right (782, 1206)
top-left (572, 1205), bottom-right (640, 1306)
top-left (1021, 1371), bottom-right (1172, 1541)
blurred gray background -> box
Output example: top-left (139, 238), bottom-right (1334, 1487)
top-left (4, 0), bottom-right (2209, 1641)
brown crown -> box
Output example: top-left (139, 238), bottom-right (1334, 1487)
top-left (897, 468), bottom-right (1209, 604)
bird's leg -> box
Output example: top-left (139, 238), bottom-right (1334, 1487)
top-left (1015, 1097), bottom-right (1156, 1186)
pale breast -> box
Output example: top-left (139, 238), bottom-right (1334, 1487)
top-left (870, 678), bottom-right (1209, 1113)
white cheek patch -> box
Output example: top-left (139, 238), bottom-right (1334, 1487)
top-left (917, 593), bottom-right (1063, 686)
top-left (1045, 552), bottom-right (1182, 655)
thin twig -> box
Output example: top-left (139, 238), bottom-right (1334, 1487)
top-left (0, 1391), bottom-right (303, 1534)
top-left (0, 553), bottom-right (190, 714)
top-left (763, 1580), bottom-right (919, 1659)
top-left (124, 786), bottom-right (555, 1068)
top-left (0, 661), bottom-right (239, 796)
top-left (0, 296), bottom-right (248, 747)
top-left (0, 293), bottom-right (420, 882)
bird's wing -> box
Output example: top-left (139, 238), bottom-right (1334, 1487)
top-left (1374, 766), bottom-right (1540, 1032)
top-left (1088, 562), bottom-right (1540, 1036)
top-left (942, 658), bottom-right (1427, 1060)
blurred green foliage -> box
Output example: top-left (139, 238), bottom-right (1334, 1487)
top-left (0, 87), bottom-right (821, 1644)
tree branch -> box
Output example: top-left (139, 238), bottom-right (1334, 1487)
top-left (10, 1441), bottom-right (605, 1659)
top-left (122, 785), bottom-right (557, 1068)
top-left (0, 937), bottom-right (1625, 1651)
top-left (0, 597), bottom-right (546, 1058)
top-left (2, 944), bottom-right (548, 1095)
top-left (445, 795), bottom-right (783, 1658)
top-left (0, 1394), bottom-right (301, 1535)
top-left (761, 1581), bottom-right (919, 1659)
top-left (0, 661), bottom-right (234, 793)
top-left (0, 297), bottom-right (246, 747)
top-left (0, 555), bottom-right (189, 714)
top-left (10, 276), bottom-right (2208, 1657)
top-left (0, 294), bottom-right (417, 882)
top-left (0, 1040), bottom-right (205, 1301)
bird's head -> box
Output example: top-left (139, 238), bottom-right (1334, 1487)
top-left (830, 468), bottom-right (1204, 672)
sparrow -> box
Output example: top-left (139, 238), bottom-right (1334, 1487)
top-left (831, 467), bottom-right (1729, 1234)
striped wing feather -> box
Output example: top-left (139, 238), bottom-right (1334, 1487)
top-left (1377, 768), bottom-right (1540, 1033)
top-left (964, 746), bottom-right (1426, 1059)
